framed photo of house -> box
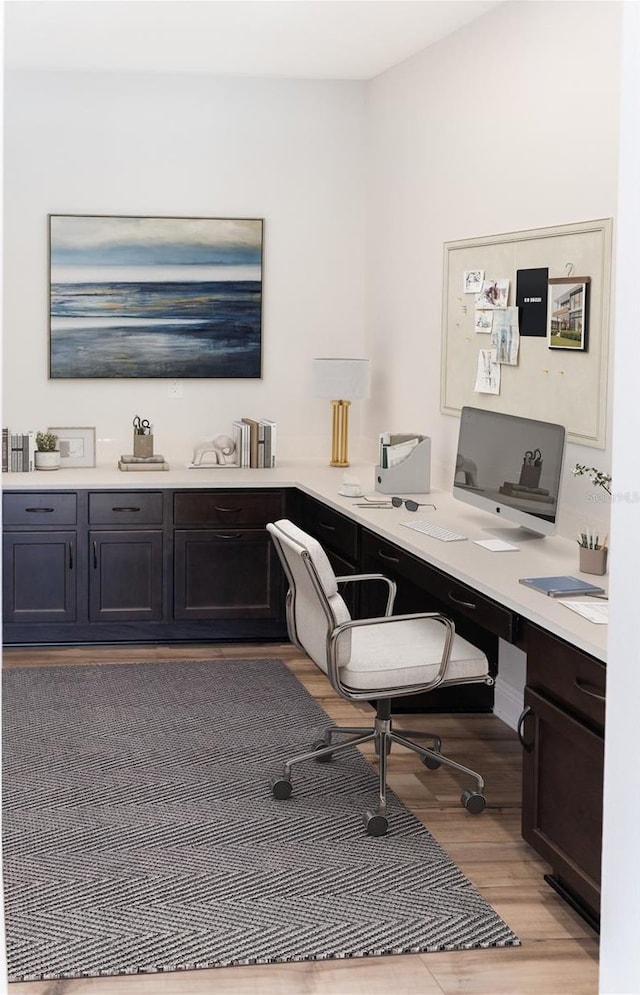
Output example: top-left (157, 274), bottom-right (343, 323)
top-left (48, 426), bottom-right (96, 467)
top-left (547, 277), bottom-right (590, 351)
top-left (49, 215), bottom-right (264, 379)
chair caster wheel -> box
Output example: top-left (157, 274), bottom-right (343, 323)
top-left (312, 739), bottom-right (333, 762)
top-left (364, 811), bottom-right (389, 836)
top-left (461, 788), bottom-right (486, 814)
top-left (272, 778), bottom-right (292, 800)
top-left (422, 752), bottom-right (442, 770)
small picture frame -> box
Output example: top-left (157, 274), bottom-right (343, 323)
top-left (547, 277), bottom-right (590, 350)
top-left (48, 426), bottom-right (96, 467)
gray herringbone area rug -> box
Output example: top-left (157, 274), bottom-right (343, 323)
top-left (2, 658), bottom-right (519, 981)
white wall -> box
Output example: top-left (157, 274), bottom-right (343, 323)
top-left (600, 3), bottom-right (640, 991)
top-left (3, 71), bottom-right (367, 464)
top-left (365, 0), bottom-right (621, 541)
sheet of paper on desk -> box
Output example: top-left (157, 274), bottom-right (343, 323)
top-left (557, 599), bottom-right (608, 624)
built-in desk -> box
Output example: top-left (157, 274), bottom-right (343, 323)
top-left (2, 459), bottom-right (607, 925)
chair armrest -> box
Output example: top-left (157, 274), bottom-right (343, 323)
top-left (335, 573), bottom-right (396, 616)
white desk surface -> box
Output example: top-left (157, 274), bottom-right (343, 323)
top-left (3, 459), bottom-right (608, 662)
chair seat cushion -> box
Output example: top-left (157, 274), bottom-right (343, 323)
top-left (340, 616), bottom-right (489, 692)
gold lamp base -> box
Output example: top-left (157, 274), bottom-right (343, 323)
top-left (330, 399), bottom-right (351, 467)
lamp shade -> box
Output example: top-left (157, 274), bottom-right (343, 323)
top-left (311, 358), bottom-right (371, 400)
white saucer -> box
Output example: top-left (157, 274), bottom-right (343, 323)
top-left (338, 489), bottom-right (363, 498)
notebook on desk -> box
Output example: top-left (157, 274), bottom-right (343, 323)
top-left (519, 575), bottom-right (605, 598)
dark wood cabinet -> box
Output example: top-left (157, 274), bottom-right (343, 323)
top-left (3, 486), bottom-right (289, 644)
top-left (3, 530), bottom-right (77, 623)
top-left (519, 623), bottom-right (605, 927)
top-left (3, 491), bottom-right (79, 625)
top-left (89, 530), bottom-right (164, 622)
top-left (173, 489), bottom-right (286, 622)
top-left (174, 529), bottom-right (281, 619)
top-left (88, 490), bottom-right (165, 624)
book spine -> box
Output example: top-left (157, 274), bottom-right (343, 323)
top-left (242, 418), bottom-right (259, 468)
top-left (260, 419), bottom-right (276, 467)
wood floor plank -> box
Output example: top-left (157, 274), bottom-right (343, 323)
top-left (3, 642), bottom-right (599, 995)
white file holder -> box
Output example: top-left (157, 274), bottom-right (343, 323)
top-left (375, 437), bottom-right (431, 494)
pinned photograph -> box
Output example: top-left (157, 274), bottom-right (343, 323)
top-left (474, 310), bottom-right (494, 334)
top-left (547, 278), bottom-right (590, 351)
top-left (475, 278), bottom-right (509, 310)
top-left (464, 269), bottom-right (485, 294)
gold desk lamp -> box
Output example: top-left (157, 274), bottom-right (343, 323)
top-left (311, 358), bottom-right (371, 467)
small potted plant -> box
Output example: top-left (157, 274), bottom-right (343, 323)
top-left (35, 431), bottom-right (61, 471)
top-left (572, 463), bottom-right (611, 574)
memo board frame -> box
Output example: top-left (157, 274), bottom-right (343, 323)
top-left (440, 218), bottom-right (613, 448)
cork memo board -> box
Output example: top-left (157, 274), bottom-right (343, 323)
top-left (440, 218), bottom-right (613, 448)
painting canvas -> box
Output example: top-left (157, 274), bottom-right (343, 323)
top-left (49, 215), bottom-right (263, 378)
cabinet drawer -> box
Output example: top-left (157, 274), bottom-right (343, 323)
top-left (297, 495), bottom-right (359, 562)
top-left (174, 490), bottom-right (285, 527)
top-left (89, 491), bottom-right (163, 525)
top-left (3, 492), bottom-right (77, 525)
top-left (526, 624), bottom-right (606, 732)
top-left (361, 529), bottom-right (515, 641)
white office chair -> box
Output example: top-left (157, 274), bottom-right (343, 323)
top-left (267, 518), bottom-right (494, 836)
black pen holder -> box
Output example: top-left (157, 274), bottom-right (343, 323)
top-left (519, 462), bottom-right (542, 489)
top-left (133, 433), bottom-right (154, 458)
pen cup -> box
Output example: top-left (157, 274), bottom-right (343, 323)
top-left (133, 433), bottom-right (154, 459)
top-left (579, 546), bottom-right (608, 575)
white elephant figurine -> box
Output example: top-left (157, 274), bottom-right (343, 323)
top-left (192, 434), bottom-right (237, 466)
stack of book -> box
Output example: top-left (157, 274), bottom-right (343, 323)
top-left (3, 429), bottom-right (36, 472)
top-left (232, 418), bottom-right (277, 469)
top-left (118, 455), bottom-right (170, 472)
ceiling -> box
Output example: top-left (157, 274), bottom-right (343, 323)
top-left (4, 0), bottom-right (502, 80)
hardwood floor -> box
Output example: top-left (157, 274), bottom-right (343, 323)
top-left (2, 643), bottom-right (600, 995)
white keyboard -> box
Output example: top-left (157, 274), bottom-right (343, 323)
top-left (401, 519), bottom-right (468, 542)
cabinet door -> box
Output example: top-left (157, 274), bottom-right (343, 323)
top-left (520, 687), bottom-right (603, 918)
top-left (174, 529), bottom-right (283, 620)
top-left (89, 530), bottom-right (163, 622)
top-left (3, 531), bottom-right (77, 623)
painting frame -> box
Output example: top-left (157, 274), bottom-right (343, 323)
top-left (48, 214), bottom-right (264, 379)
top-left (547, 277), bottom-right (590, 351)
top-left (48, 426), bottom-right (96, 468)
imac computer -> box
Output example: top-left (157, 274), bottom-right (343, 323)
top-left (453, 406), bottom-right (566, 539)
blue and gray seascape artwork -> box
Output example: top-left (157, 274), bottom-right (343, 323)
top-left (49, 215), bottom-right (263, 379)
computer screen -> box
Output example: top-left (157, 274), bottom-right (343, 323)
top-left (453, 406), bottom-right (566, 538)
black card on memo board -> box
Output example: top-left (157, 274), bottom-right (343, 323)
top-left (516, 267), bottom-right (549, 337)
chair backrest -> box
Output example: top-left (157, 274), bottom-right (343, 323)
top-left (267, 519), bottom-right (352, 677)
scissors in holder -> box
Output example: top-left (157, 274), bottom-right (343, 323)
top-left (133, 416), bottom-right (151, 435)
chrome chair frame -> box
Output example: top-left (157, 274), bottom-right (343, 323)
top-left (268, 522), bottom-right (493, 834)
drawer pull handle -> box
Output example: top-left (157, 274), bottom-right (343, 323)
top-left (25, 507), bottom-right (54, 513)
top-left (448, 591), bottom-right (477, 610)
top-left (378, 549), bottom-right (400, 564)
top-left (93, 540), bottom-right (98, 569)
top-left (69, 543), bottom-right (73, 570)
top-left (215, 506), bottom-right (242, 514)
top-left (319, 521), bottom-right (337, 532)
top-left (216, 532), bottom-right (242, 540)
top-left (112, 506), bottom-right (141, 513)
top-left (517, 705), bottom-right (533, 749)
top-left (574, 677), bottom-right (606, 702)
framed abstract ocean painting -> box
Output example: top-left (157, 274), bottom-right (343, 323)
top-left (49, 215), bottom-right (263, 378)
